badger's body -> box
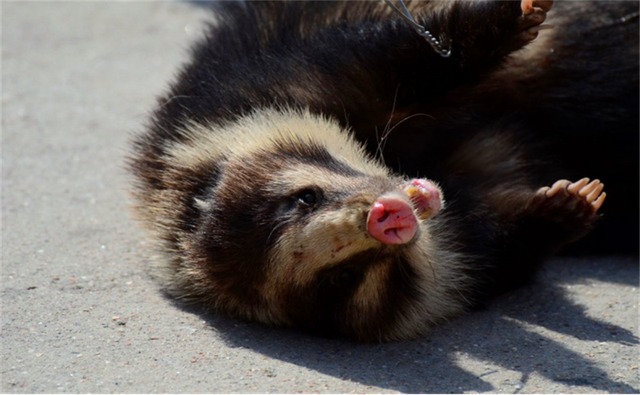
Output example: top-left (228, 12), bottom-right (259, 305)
top-left (130, 0), bottom-right (639, 342)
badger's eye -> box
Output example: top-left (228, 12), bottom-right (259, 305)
top-left (335, 269), bottom-right (355, 287)
top-left (297, 189), bottom-right (320, 207)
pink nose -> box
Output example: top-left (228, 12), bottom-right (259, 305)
top-left (367, 195), bottom-right (418, 245)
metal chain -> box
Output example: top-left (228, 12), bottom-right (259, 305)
top-left (383, 0), bottom-right (452, 58)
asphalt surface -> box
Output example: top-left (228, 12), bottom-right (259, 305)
top-left (2, 2), bottom-right (639, 393)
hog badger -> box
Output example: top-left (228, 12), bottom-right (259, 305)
top-left (129, 0), bottom-right (639, 342)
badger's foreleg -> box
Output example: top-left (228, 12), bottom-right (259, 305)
top-left (466, 176), bottom-right (605, 296)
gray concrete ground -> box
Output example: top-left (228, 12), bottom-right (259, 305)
top-left (2, 2), bottom-right (638, 393)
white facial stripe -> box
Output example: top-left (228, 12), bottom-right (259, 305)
top-left (164, 108), bottom-right (388, 178)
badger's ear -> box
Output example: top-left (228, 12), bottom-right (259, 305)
top-left (194, 197), bottom-right (213, 212)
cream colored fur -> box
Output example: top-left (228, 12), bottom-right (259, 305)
top-left (139, 107), bottom-right (473, 341)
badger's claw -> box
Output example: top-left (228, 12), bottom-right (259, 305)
top-left (522, 0), bottom-right (553, 15)
top-left (529, 177), bottom-right (605, 243)
top-left (535, 177), bottom-right (606, 213)
top-left (517, 0), bottom-right (554, 44)
top-left (402, 179), bottom-right (443, 221)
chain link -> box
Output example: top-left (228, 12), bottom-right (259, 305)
top-left (383, 0), bottom-right (452, 58)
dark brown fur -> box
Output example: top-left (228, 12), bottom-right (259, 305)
top-left (129, 1), bottom-right (639, 342)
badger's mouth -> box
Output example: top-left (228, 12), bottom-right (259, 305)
top-left (277, 247), bottom-right (423, 341)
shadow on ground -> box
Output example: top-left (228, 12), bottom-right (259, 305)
top-left (172, 256), bottom-right (639, 393)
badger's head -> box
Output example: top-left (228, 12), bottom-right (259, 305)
top-left (133, 109), bottom-right (469, 342)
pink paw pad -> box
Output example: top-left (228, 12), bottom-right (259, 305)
top-left (402, 178), bottom-right (444, 220)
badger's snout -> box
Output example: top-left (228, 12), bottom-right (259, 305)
top-left (367, 195), bottom-right (418, 244)
top-left (366, 178), bottom-right (444, 245)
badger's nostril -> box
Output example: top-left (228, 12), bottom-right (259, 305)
top-left (377, 211), bottom-right (389, 223)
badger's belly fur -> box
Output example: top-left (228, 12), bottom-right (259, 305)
top-left (129, 0), bottom-right (639, 342)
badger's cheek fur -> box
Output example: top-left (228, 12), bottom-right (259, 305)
top-left (263, 205), bottom-right (376, 299)
top-left (287, 212), bottom-right (375, 274)
top-left (256, 201), bottom-right (465, 342)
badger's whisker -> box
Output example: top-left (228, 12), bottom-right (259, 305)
top-left (382, 112), bottom-right (435, 148)
top-left (374, 126), bottom-right (384, 163)
top-left (376, 84), bottom-right (402, 163)
top-left (265, 217), bottom-right (296, 248)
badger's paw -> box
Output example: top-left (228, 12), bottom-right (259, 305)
top-left (402, 178), bottom-right (443, 221)
top-left (517, 0), bottom-right (554, 44)
top-left (537, 178), bottom-right (606, 212)
top-left (529, 178), bottom-right (605, 240)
